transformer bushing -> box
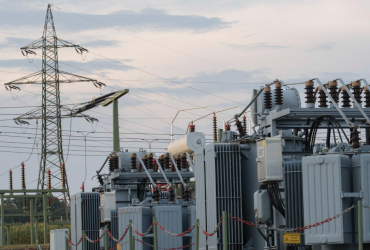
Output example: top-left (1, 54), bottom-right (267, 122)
top-left (175, 155), bottom-right (182, 171)
top-left (153, 187), bottom-right (160, 202)
top-left (275, 81), bottom-right (283, 110)
top-left (130, 153), bottom-right (137, 173)
top-left (142, 155), bottom-right (148, 172)
top-left (305, 80), bottom-right (315, 108)
top-left (225, 124), bottom-right (231, 131)
top-left (164, 153), bottom-right (171, 172)
top-left (183, 187), bottom-right (190, 202)
top-left (158, 155), bottom-right (165, 171)
top-left (328, 80), bottom-right (338, 108)
top-left (189, 124), bottom-right (195, 132)
top-left (213, 116), bottom-right (217, 142)
top-left (169, 187), bottom-right (175, 202)
top-left (318, 86), bottom-right (328, 108)
top-left (264, 86), bottom-right (272, 110)
top-left (243, 116), bottom-right (247, 135)
top-left (147, 153), bottom-right (154, 172)
top-left (364, 86), bottom-right (370, 108)
top-left (352, 80), bottom-right (362, 105)
top-left (351, 128), bottom-right (360, 149)
top-left (341, 86), bottom-right (351, 108)
top-left (181, 153), bottom-right (188, 171)
top-left (108, 154), bottom-right (119, 172)
top-left (235, 118), bottom-right (245, 137)
top-left (97, 172), bottom-right (104, 186)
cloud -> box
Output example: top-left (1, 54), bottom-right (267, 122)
top-left (0, 7), bottom-right (233, 33)
top-left (223, 42), bottom-right (289, 51)
top-left (0, 37), bottom-right (34, 47)
top-left (306, 42), bottom-right (336, 52)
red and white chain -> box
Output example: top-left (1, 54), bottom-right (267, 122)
top-left (65, 234), bottom-right (83, 246)
top-left (156, 221), bottom-right (195, 237)
top-left (84, 230), bottom-right (105, 244)
top-left (230, 204), bottom-right (356, 233)
top-left (107, 225), bottom-right (130, 243)
top-left (198, 217), bottom-right (222, 236)
top-left (131, 223), bottom-right (153, 237)
top-left (136, 238), bottom-right (195, 250)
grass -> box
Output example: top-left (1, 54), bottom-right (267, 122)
top-left (1, 223), bottom-right (71, 245)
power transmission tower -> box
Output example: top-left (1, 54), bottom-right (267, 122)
top-left (4, 4), bottom-right (105, 218)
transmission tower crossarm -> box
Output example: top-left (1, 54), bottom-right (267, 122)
top-left (4, 71), bottom-right (43, 87)
top-left (21, 37), bottom-right (86, 50)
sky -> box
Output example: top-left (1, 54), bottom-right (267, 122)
top-left (0, 0), bottom-right (369, 197)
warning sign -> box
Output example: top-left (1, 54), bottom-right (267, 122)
top-left (283, 233), bottom-right (301, 244)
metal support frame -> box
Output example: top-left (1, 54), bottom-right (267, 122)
top-left (152, 153), bottom-right (171, 187)
top-left (138, 158), bottom-right (157, 187)
top-left (168, 153), bottom-right (187, 188)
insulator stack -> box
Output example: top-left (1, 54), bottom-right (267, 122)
top-left (108, 154), bottom-right (119, 172)
top-left (147, 153), bottom-right (154, 170)
top-left (47, 170), bottom-right (51, 207)
top-left (138, 163), bottom-right (143, 172)
top-left (130, 153), bottom-right (137, 170)
top-left (328, 80), bottom-right (339, 104)
top-left (305, 80), bottom-right (315, 106)
top-left (189, 124), bottom-right (195, 132)
top-left (341, 86), bottom-right (351, 107)
top-left (61, 163), bottom-right (66, 188)
top-left (235, 118), bottom-right (245, 137)
top-left (181, 153), bottom-right (188, 171)
top-left (364, 86), bottom-right (370, 108)
top-left (183, 187), bottom-right (190, 202)
top-left (9, 170), bottom-right (13, 190)
top-left (243, 116), bottom-right (247, 135)
top-left (97, 173), bottom-right (104, 186)
top-left (318, 87), bottom-right (328, 108)
top-left (171, 162), bottom-right (175, 172)
top-left (153, 187), bottom-right (160, 202)
top-left (352, 80), bottom-right (362, 104)
top-left (164, 153), bottom-right (171, 171)
top-left (274, 81), bottom-right (283, 106)
top-left (213, 116), bottom-right (217, 142)
top-left (225, 124), bottom-right (231, 131)
top-left (21, 163), bottom-right (26, 208)
top-left (154, 159), bottom-right (158, 172)
top-left (264, 86), bottom-right (272, 110)
top-left (351, 128), bottom-right (360, 149)
top-left (175, 155), bottom-right (182, 171)
top-left (158, 155), bottom-right (165, 170)
top-left (169, 187), bottom-right (175, 202)
top-left (142, 155), bottom-right (148, 172)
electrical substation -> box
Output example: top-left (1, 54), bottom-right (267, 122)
top-left (2, 3), bottom-right (370, 250)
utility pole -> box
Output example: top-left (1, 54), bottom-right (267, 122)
top-left (4, 4), bottom-right (105, 219)
top-left (102, 89), bottom-right (129, 151)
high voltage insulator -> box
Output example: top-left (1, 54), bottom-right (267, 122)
top-left (243, 116), bottom-right (247, 135)
top-left (305, 80), bottom-right (315, 107)
top-left (169, 187), bottom-right (175, 202)
top-left (352, 80), bottom-right (362, 104)
top-left (189, 124), bottom-right (195, 132)
top-left (108, 153), bottom-right (119, 172)
top-left (264, 86), bottom-right (272, 110)
top-left (147, 153), bottom-right (154, 171)
top-left (164, 153), bottom-right (171, 172)
top-left (153, 187), bottom-right (160, 202)
top-left (142, 155), bottom-right (148, 171)
top-left (328, 80), bottom-right (339, 104)
top-left (130, 153), bottom-right (137, 171)
top-left (364, 86), bottom-right (370, 108)
top-left (318, 86), bottom-right (328, 108)
top-left (175, 155), bottom-right (182, 171)
top-left (213, 115), bottom-right (217, 142)
top-left (9, 170), bottom-right (13, 191)
top-left (181, 153), bottom-right (188, 171)
top-left (351, 128), bottom-right (360, 149)
top-left (21, 163), bottom-right (26, 209)
top-left (235, 118), bottom-right (245, 137)
top-left (341, 86), bottom-right (351, 108)
top-left (97, 172), bottom-right (104, 186)
top-left (183, 187), bottom-right (190, 202)
top-left (48, 170), bottom-right (51, 207)
top-left (274, 81), bottom-right (283, 106)
top-left (158, 155), bottom-right (165, 171)
top-left (61, 163), bottom-right (66, 188)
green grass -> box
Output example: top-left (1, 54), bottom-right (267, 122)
top-left (2, 223), bottom-right (71, 245)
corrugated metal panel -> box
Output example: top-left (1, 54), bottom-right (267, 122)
top-left (194, 147), bottom-right (207, 250)
top-left (153, 206), bottom-right (182, 248)
top-left (284, 161), bottom-right (305, 249)
top-left (71, 192), bottom-right (100, 250)
top-left (118, 207), bottom-right (151, 250)
top-left (205, 143), bottom-right (243, 250)
top-left (109, 210), bottom-right (119, 248)
top-left (187, 206), bottom-right (196, 250)
top-left (353, 154), bottom-right (370, 243)
top-left (302, 154), bottom-right (352, 244)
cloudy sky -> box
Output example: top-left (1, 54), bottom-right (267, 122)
top-left (0, 0), bottom-right (369, 198)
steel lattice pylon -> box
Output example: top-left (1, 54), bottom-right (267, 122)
top-left (4, 4), bottom-right (105, 219)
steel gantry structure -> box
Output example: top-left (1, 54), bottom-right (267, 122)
top-left (3, 4), bottom-right (106, 218)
